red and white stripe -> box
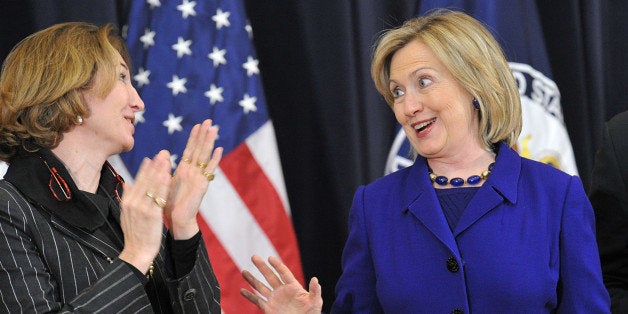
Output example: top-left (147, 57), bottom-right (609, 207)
top-left (110, 121), bottom-right (303, 313)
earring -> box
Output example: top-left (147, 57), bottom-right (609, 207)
top-left (472, 98), bottom-right (480, 110)
top-left (76, 115), bottom-right (83, 125)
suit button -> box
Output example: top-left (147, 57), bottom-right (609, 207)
top-left (446, 257), bottom-right (459, 272)
top-left (452, 309), bottom-right (464, 314)
top-left (183, 289), bottom-right (197, 301)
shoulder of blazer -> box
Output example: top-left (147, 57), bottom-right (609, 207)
top-left (0, 180), bottom-right (46, 220)
top-left (0, 179), bottom-right (121, 260)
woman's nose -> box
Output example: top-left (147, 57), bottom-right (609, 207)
top-left (130, 86), bottom-right (145, 111)
top-left (402, 90), bottom-right (423, 116)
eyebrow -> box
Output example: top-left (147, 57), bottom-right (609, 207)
top-left (389, 66), bottom-right (433, 83)
top-left (119, 63), bottom-right (129, 71)
top-left (410, 67), bottom-right (431, 76)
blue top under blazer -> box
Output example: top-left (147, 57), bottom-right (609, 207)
top-left (332, 142), bottom-right (610, 313)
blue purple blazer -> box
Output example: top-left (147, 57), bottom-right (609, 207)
top-left (332, 142), bottom-right (610, 313)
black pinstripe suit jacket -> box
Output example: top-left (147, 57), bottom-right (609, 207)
top-left (0, 149), bottom-right (221, 313)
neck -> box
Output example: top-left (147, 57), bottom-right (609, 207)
top-left (51, 140), bottom-right (107, 193)
top-left (427, 148), bottom-right (495, 177)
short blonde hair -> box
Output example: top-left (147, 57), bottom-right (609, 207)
top-left (0, 22), bottom-right (130, 161)
top-left (371, 9), bottom-right (521, 149)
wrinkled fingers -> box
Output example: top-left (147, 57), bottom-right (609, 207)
top-left (252, 255), bottom-right (285, 289)
top-left (181, 120), bottom-right (218, 169)
top-left (239, 287), bottom-right (266, 310)
top-left (268, 256), bottom-right (299, 285)
top-left (242, 270), bottom-right (273, 298)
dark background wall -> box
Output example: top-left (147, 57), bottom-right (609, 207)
top-left (2, 0), bottom-right (626, 311)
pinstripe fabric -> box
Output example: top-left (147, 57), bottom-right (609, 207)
top-left (0, 151), bottom-right (221, 313)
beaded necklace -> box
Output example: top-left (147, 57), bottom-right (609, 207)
top-left (429, 162), bottom-right (495, 187)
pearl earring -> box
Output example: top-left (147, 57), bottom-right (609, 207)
top-left (76, 115), bottom-right (83, 125)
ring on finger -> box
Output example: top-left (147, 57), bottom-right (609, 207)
top-left (197, 162), bottom-right (207, 169)
top-left (146, 191), bottom-right (167, 208)
top-left (153, 197), bottom-right (167, 208)
top-left (202, 171), bottom-right (215, 181)
top-left (182, 157), bottom-right (191, 164)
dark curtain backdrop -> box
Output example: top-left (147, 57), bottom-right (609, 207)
top-left (2, 0), bottom-right (627, 311)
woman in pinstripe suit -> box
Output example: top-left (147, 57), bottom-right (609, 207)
top-left (0, 22), bottom-right (223, 312)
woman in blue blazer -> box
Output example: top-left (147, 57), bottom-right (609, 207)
top-left (239, 9), bottom-right (610, 313)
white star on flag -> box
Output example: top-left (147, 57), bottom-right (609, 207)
top-left (167, 75), bottom-right (187, 95)
top-left (146, 0), bottom-right (161, 9)
top-left (245, 23), bottom-right (253, 38)
top-left (204, 84), bottom-right (224, 105)
top-left (140, 29), bottom-right (155, 48)
top-left (212, 8), bottom-right (230, 29)
top-left (133, 68), bottom-right (150, 87)
top-left (239, 93), bottom-right (257, 113)
top-left (172, 37), bottom-right (192, 58)
top-left (207, 47), bottom-right (227, 67)
top-left (162, 113), bottom-right (183, 134)
top-left (169, 154), bottom-right (179, 169)
top-left (134, 111), bottom-right (145, 125)
top-left (242, 56), bottom-right (259, 77)
top-left (177, 0), bottom-right (197, 19)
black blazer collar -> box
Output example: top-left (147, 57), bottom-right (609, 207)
top-left (4, 147), bottom-right (124, 232)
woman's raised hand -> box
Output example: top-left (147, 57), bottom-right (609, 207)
top-left (241, 255), bottom-right (323, 314)
top-left (165, 119), bottom-right (223, 240)
top-left (118, 150), bottom-right (173, 274)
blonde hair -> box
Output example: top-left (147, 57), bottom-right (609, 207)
top-left (0, 22), bottom-right (130, 161)
top-left (371, 9), bottom-right (521, 149)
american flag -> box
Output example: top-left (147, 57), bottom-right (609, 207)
top-left (115, 0), bottom-right (304, 312)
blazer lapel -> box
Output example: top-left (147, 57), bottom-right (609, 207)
top-left (403, 159), bottom-right (460, 255)
top-left (407, 193), bottom-right (460, 254)
top-left (454, 143), bottom-right (520, 236)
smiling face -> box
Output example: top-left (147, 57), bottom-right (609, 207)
top-left (80, 52), bottom-right (144, 155)
top-left (389, 39), bottom-right (483, 162)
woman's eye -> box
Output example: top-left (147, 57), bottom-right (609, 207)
top-left (418, 77), bottom-right (433, 88)
top-left (119, 73), bottom-right (128, 82)
top-left (391, 87), bottom-right (404, 98)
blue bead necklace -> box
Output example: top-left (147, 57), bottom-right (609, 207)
top-left (429, 162), bottom-right (495, 187)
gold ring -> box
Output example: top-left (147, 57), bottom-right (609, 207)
top-left (182, 157), bottom-right (191, 164)
top-left (146, 191), bottom-right (155, 198)
top-left (197, 162), bottom-right (207, 169)
top-left (202, 171), bottom-right (215, 181)
top-left (153, 197), bottom-right (167, 208)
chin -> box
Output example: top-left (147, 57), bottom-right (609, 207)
top-left (414, 145), bottom-right (438, 159)
top-left (122, 140), bottom-right (135, 152)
